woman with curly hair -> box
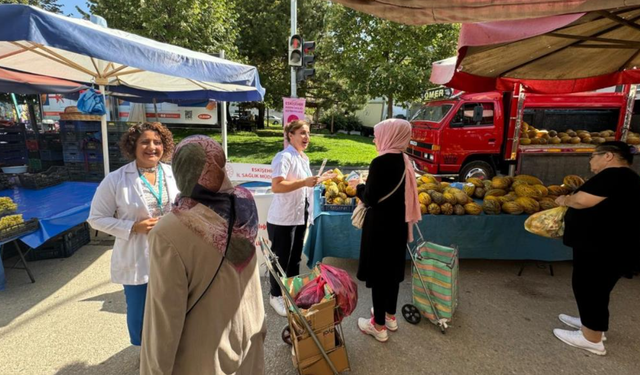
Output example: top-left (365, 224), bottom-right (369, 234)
top-left (88, 122), bottom-right (179, 346)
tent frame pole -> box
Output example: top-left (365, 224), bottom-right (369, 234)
top-left (99, 84), bottom-right (110, 177)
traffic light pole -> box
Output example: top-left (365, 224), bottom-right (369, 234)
top-left (290, 0), bottom-right (297, 98)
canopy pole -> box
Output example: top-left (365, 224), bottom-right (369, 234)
top-left (220, 50), bottom-right (228, 157)
top-left (152, 98), bottom-right (159, 120)
top-left (508, 84), bottom-right (526, 177)
top-left (99, 84), bottom-right (110, 177)
top-left (621, 84), bottom-right (637, 142)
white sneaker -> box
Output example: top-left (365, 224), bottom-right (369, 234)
top-left (269, 295), bottom-right (287, 317)
top-left (553, 329), bottom-right (606, 356)
top-left (370, 307), bottom-right (398, 332)
top-left (558, 314), bottom-right (606, 341)
top-left (358, 317), bottom-right (389, 342)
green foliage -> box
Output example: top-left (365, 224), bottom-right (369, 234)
top-left (2, 0), bottom-right (62, 13)
top-left (319, 112), bottom-right (364, 133)
top-left (86, 0), bottom-right (239, 58)
top-left (321, 4), bottom-right (459, 110)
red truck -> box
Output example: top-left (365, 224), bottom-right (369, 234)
top-left (406, 85), bottom-right (640, 184)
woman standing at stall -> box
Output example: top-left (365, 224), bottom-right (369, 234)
top-left (553, 141), bottom-right (640, 356)
top-left (353, 119), bottom-right (421, 343)
top-left (88, 122), bottom-right (178, 346)
top-left (266, 120), bottom-right (329, 316)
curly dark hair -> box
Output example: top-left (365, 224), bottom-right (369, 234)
top-left (119, 122), bottom-right (175, 162)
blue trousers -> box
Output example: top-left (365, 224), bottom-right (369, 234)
top-left (123, 283), bottom-right (148, 346)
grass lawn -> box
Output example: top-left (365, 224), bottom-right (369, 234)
top-left (171, 127), bottom-right (377, 166)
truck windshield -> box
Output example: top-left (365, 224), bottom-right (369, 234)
top-left (412, 104), bottom-right (453, 123)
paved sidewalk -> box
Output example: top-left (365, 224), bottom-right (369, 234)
top-left (1, 234), bottom-right (639, 375)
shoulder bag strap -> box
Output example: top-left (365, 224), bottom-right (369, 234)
top-left (377, 169), bottom-right (406, 204)
top-left (187, 194), bottom-right (236, 315)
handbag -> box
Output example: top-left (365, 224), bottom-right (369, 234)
top-left (351, 170), bottom-right (406, 229)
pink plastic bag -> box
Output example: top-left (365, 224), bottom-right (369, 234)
top-left (294, 277), bottom-right (327, 309)
top-left (319, 264), bottom-right (358, 321)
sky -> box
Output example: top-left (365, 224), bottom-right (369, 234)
top-left (60, 0), bottom-right (88, 18)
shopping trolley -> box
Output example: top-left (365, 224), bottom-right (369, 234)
top-left (401, 225), bottom-right (459, 334)
top-left (259, 237), bottom-right (349, 375)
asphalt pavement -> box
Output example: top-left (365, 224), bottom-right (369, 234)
top-left (1, 233), bottom-right (639, 375)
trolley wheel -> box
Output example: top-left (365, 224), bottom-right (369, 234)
top-left (281, 325), bottom-right (292, 345)
top-left (402, 304), bottom-right (421, 325)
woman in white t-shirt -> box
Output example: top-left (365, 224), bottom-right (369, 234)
top-left (266, 120), bottom-right (327, 316)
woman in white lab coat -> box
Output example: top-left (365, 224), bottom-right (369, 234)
top-left (88, 122), bottom-right (179, 346)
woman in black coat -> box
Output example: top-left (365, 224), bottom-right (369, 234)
top-left (352, 119), bottom-right (421, 343)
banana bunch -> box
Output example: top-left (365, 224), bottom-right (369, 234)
top-left (0, 214), bottom-right (24, 231)
top-left (0, 197), bottom-right (17, 213)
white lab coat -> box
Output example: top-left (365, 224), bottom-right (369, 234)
top-left (88, 161), bottom-right (179, 285)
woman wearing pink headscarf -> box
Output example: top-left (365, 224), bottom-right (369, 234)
top-left (352, 119), bottom-right (421, 343)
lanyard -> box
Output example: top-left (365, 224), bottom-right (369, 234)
top-left (139, 166), bottom-right (164, 214)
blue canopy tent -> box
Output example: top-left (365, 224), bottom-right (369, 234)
top-left (0, 5), bottom-right (265, 173)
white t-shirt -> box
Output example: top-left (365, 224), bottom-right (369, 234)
top-left (267, 145), bottom-right (314, 226)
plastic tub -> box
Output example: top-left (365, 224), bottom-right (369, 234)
top-left (2, 165), bottom-right (28, 174)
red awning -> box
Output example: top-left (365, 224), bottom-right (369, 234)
top-left (431, 7), bottom-right (640, 93)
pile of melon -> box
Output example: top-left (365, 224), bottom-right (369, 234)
top-left (416, 173), bottom-right (586, 216)
top-left (416, 174), bottom-right (484, 216)
top-left (519, 122), bottom-right (619, 146)
top-left (470, 174), bottom-right (585, 215)
top-left (322, 168), bottom-right (358, 206)
top-left (627, 131), bottom-right (640, 145)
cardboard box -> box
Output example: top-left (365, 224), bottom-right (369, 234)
top-left (292, 324), bottom-right (337, 363)
top-left (298, 344), bottom-right (349, 375)
top-left (291, 298), bottom-right (336, 333)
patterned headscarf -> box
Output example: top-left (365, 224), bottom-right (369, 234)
top-left (374, 119), bottom-right (422, 242)
top-left (171, 135), bottom-right (258, 273)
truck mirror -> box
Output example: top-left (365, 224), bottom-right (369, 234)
top-left (473, 105), bottom-right (484, 123)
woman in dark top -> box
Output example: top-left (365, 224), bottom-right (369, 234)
top-left (352, 119), bottom-right (421, 343)
top-left (553, 141), bottom-right (640, 356)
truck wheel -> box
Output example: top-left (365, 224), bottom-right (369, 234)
top-left (459, 160), bottom-right (495, 181)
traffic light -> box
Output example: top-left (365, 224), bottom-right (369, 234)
top-left (288, 35), bottom-right (303, 67)
top-left (297, 40), bottom-right (316, 83)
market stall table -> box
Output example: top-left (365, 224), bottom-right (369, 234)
top-left (0, 181), bottom-right (98, 288)
top-left (303, 188), bottom-right (572, 269)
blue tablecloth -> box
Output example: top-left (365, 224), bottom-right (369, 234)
top-left (0, 182), bottom-right (98, 291)
top-left (303, 188), bottom-right (572, 268)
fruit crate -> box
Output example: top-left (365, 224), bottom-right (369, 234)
top-left (26, 139), bottom-right (39, 151)
top-left (27, 159), bottom-right (63, 173)
top-left (68, 171), bottom-right (103, 182)
top-left (60, 120), bottom-right (101, 132)
top-left (110, 162), bottom-right (128, 171)
top-left (27, 222), bottom-right (91, 261)
top-left (86, 150), bottom-right (103, 162)
top-left (39, 134), bottom-right (63, 151)
top-left (0, 142), bottom-right (26, 152)
top-left (320, 196), bottom-right (357, 213)
top-left (0, 218), bottom-right (39, 243)
top-left (40, 149), bottom-right (64, 161)
top-left (18, 166), bottom-right (70, 189)
top-left (0, 127), bottom-right (25, 143)
top-left (63, 150), bottom-right (84, 163)
top-left (0, 149), bottom-right (27, 166)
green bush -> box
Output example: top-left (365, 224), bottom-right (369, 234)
top-left (319, 112), bottom-right (364, 133)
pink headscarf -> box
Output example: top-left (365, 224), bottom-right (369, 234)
top-left (374, 119), bottom-right (421, 242)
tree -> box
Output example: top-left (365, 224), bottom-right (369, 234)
top-left (322, 5), bottom-right (459, 117)
top-left (86, 0), bottom-right (239, 58)
top-left (3, 0), bottom-right (62, 14)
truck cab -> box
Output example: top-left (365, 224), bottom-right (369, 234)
top-left (408, 90), bottom-right (504, 180)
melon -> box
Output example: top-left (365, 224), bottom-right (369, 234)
top-left (454, 204), bottom-right (466, 216)
top-left (515, 197), bottom-right (540, 214)
top-left (464, 202), bottom-right (483, 215)
top-left (563, 175), bottom-right (585, 191)
top-left (428, 203), bottom-right (441, 215)
top-left (441, 203), bottom-right (454, 215)
top-left (443, 192), bottom-right (457, 205)
top-left (520, 138), bottom-right (532, 145)
top-left (514, 175), bottom-right (543, 185)
top-left (502, 201), bottom-right (524, 215)
top-left (430, 191), bottom-right (445, 205)
top-left (474, 187), bottom-right (486, 199)
top-left (532, 184), bottom-right (549, 197)
top-left (547, 185), bottom-right (569, 196)
top-left (515, 184), bottom-right (541, 198)
top-left (418, 192), bottom-right (432, 206)
top-left (483, 198), bottom-right (502, 215)
top-left (491, 177), bottom-right (511, 190)
top-left (466, 178), bottom-right (484, 188)
top-left (539, 198), bottom-right (559, 210)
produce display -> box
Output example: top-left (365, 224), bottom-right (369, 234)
top-left (416, 172), bottom-right (586, 216)
top-left (517, 121), bottom-right (632, 146)
top-left (0, 214), bottom-right (24, 231)
top-left (0, 197), bottom-right (17, 215)
top-left (321, 168), bottom-right (359, 211)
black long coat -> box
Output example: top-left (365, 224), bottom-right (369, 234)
top-left (356, 153), bottom-right (408, 288)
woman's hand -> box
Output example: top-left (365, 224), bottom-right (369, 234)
top-left (555, 195), bottom-right (568, 207)
top-left (318, 171), bottom-right (337, 183)
top-left (133, 218), bottom-right (160, 234)
top-left (303, 176), bottom-right (320, 187)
